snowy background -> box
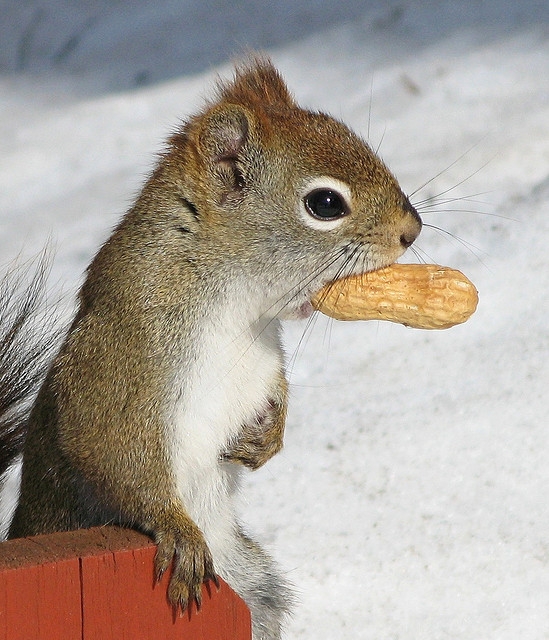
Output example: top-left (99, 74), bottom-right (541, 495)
top-left (1, 1), bottom-right (549, 638)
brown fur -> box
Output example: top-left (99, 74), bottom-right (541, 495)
top-left (4, 57), bottom-right (421, 638)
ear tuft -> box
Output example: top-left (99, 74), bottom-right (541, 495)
top-left (216, 55), bottom-right (295, 110)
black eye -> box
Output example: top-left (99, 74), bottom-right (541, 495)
top-left (304, 189), bottom-right (348, 220)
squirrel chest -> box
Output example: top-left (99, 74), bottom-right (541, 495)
top-left (168, 304), bottom-right (284, 474)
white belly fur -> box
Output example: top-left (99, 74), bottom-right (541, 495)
top-left (168, 308), bottom-right (283, 553)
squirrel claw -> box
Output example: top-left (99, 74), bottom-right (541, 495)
top-left (153, 520), bottom-right (216, 614)
top-left (211, 572), bottom-right (221, 590)
top-left (224, 396), bottom-right (286, 470)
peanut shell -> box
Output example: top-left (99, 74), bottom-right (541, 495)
top-left (312, 264), bottom-right (478, 330)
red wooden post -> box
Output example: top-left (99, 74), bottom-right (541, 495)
top-left (0, 527), bottom-right (252, 640)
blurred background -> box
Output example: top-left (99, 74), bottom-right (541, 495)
top-left (3, 1), bottom-right (547, 94)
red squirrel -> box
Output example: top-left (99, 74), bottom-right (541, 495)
top-left (0, 58), bottom-right (421, 639)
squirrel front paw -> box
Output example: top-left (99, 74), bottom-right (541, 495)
top-left (153, 517), bottom-right (218, 613)
top-left (223, 396), bottom-right (287, 470)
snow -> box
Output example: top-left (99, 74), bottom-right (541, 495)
top-left (1, 1), bottom-right (549, 638)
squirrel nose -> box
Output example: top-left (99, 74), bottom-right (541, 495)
top-left (400, 198), bottom-right (422, 249)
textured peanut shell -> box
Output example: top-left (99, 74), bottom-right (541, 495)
top-left (312, 264), bottom-right (478, 330)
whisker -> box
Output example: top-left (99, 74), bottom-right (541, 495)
top-left (288, 243), bottom-right (385, 376)
top-left (287, 244), bottom-right (365, 372)
top-left (407, 245), bottom-right (427, 264)
top-left (417, 203), bottom-right (517, 223)
top-left (311, 243), bottom-right (363, 311)
top-left (408, 244), bottom-right (436, 264)
top-left (375, 125), bottom-right (387, 155)
top-left (286, 306), bottom-right (323, 379)
top-left (413, 192), bottom-right (491, 209)
top-left (224, 243), bottom-right (360, 383)
top-left (417, 204), bottom-right (487, 215)
top-left (274, 246), bottom-right (351, 316)
top-left (367, 75), bottom-right (375, 142)
top-left (407, 142), bottom-right (489, 198)
top-left (422, 223), bottom-right (489, 265)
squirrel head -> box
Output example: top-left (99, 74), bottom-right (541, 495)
top-left (142, 57), bottom-right (422, 317)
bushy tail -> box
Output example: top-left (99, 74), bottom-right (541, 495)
top-left (0, 254), bottom-right (62, 477)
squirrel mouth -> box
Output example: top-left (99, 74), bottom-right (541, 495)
top-left (296, 300), bottom-right (315, 319)
top-left (280, 299), bottom-right (315, 320)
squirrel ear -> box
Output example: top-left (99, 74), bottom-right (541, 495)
top-left (198, 104), bottom-right (251, 164)
top-left (196, 104), bottom-right (254, 194)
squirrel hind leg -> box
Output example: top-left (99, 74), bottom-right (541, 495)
top-left (216, 525), bottom-right (293, 640)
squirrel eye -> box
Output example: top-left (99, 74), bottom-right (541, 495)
top-left (304, 189), bottom-right (348, 220)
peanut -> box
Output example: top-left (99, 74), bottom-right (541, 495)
top-left (312, 264), bottom-right (478, 330)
